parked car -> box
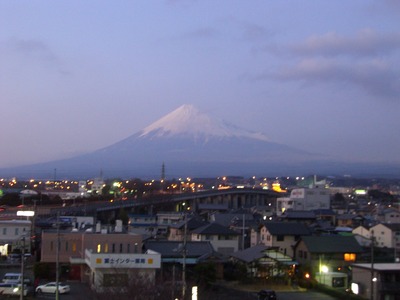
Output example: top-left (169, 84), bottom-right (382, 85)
top-left (36, 282), bottom-right (71, 294)
top-left (8, 253), bottom-right (21, 263)
top-left (2, 273), bottom-right (22, 284)
top-left (2, 273), bottom-right (31, 285)
top-left (0, 283), bottom-right (28, 296)
top-left (258, 289), bottom-right (277, 300)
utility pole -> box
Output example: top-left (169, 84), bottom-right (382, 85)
top-left (182, 212), bottom-right (187, 300)
top-left (370, 235), bottom-right (375, 300)
top-left (20, 236), bottom-right (25, 300)
top-left (56, 212), bottom-right (60, 300)
top-left (242, 213), bottom-right (245, 250)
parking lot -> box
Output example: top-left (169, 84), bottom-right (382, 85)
top-left (0, 263), bottom-right (95, 300)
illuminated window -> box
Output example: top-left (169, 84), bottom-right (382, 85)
top-left (97, 244), bottom-right (101, 253)
top-left (104, 243), bottom-right (109, 253)
top-left (72, 242), bottom-right (76, 252)
top-left (344, 253), bottom-right (356, 261)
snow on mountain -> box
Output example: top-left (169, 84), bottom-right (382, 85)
top-left (139, 104), bottom-right (269, 142)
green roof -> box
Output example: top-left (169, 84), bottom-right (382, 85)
top-left (301, 235), bottom-right (363, 253)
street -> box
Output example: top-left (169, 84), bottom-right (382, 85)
top-left (277, 291), bottom-right (340, 300)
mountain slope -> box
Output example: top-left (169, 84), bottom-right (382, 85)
top-left (94, 104), bottom-right (314, 163)
top-left (0, 104), bottom-right (334, 178)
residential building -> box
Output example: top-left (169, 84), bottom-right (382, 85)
top-left (230, 244), bottom-right (295, 278)
top-left (294, 235), bottom-right (363, 277)
top-left (351, 263), bottom-right (400, 300)
top-left (0, 219), bottom-right (31, 256)
top-left (167, 217), bottom-right (208, 242)
top-left (377, 208), bottom-right (400, 224)
top-left (191, 222), bottom-right (240, 255)
top-left (254, 222), bottom-right (311, 257)
top-left (370, 223), bottom-right (400, 250)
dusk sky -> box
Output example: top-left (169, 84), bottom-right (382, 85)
top-left (1, 1), bottom-right (400, 168)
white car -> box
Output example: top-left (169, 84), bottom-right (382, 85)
top-left (36, 282), bottom-right (71, 294)
top-left (0, 283), bottom-right (28, 296)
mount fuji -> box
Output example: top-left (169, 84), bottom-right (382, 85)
top-left (0, 105), bottom-right (346, 179)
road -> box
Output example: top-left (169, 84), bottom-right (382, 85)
top-left (277, 291), bottom-right (340, 300)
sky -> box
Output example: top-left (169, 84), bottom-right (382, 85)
top-left (1, 0), bottom-right (400, 168)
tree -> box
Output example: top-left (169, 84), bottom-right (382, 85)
top-left (194, 262), bottom-right (217, 288)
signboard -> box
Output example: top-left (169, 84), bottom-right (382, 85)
top-left (85, 250), bottom-right (161, 269)
top-left (290, 189), bottom-right (305, 198)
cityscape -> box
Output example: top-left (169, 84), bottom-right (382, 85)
top-left (1, 1), bottom-right (400, 300)
top-left (0, 173), bottom-right (400, 299)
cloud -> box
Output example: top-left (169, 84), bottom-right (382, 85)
top-left (2, 37), bottom-right (58, 63)
top-left (0, 37), bottom-right (70, 75)
top-left (289, 29), bottom-right (400, 57)
top-left (258, 30), bottom-right (400, 100)
top-left (266, 58), bottom-right (400, 99)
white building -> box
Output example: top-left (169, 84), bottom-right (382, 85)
top-left (276, 180), bottom-right (330, 215)
top-left (84, 249), bottom-right (161, 293)
top-left (0, 220), bottom-right (31, 256)
top-left (370, 223), bottom-right (400, 250)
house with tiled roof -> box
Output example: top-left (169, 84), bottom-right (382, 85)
top-left (251, 222), bottom-right (311, 257)
top-left (294, 235), bottom-right (363, 275)
top-left (377, 208), bottom-right (400, 224)
top-left (279, 210), bottom-right (317, 224)
top-left (191, 222), bottom-right (240, 255)
top-left (143, 240), bottom-right (226, 280)
top-left (167, 217), bottom-right (208, 242)
top-left (230, 244), bottom-right (295, 278)
top-left (336, 213), bottom-right (365, 228)
top-left (143, 240), bottom-right (215, 265)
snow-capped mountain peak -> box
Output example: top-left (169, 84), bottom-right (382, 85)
top-left (139, 104), bottom-right (269, 141)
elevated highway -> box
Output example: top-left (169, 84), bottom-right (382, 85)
top-left (49, 188), bottom-right (281, 218)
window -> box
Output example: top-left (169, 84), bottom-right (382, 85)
top-left (126, 244), bottom-right (129, 253)
top-left (299, 250), bottom-right (303, 258)
top-left (3, 228), bottom-right (6, 235)
top-left (112, 243), bottom-right (115, 253)
top-left (119, 243), bottom-right (123, 253)
top-left (344, 253), bottom-right (356, 261)
top-left (267, 235), bottom-right (271, 241)
top-left (104, 243), bottom-right (109, 253)
top-left (277, 235), bottom-right (284, 242)
top-left (97, 244), bottom-right (101, 253)
top-left (15, 228), bottom-right (19, 235)
top-left (72, 242), bottom-right (77, 252)
top-left (65, 241), bottom-right (68, 251)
